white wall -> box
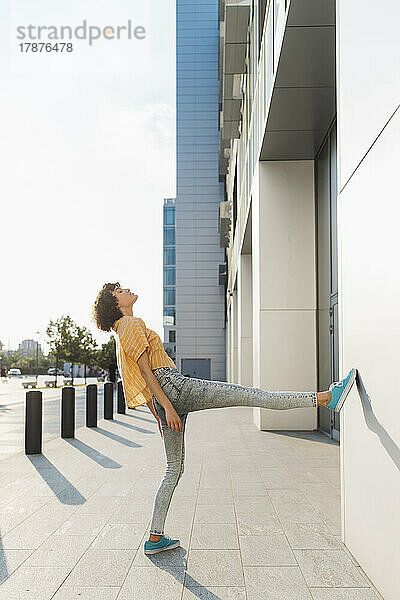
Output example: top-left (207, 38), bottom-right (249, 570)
top-left (337, 0), bottom-right (400, 190)
top-left (337, 3), bottom-right (400, 598)
top-left (238, 254), bottom-right (253, 386)
top-left (252, 160), bottom-right (317, 430)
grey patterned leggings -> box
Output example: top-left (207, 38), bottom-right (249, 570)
top-left (149, 366), bottom-right (317, 536)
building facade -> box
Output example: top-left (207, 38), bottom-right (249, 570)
top-left (18, 339), bottom-right (43, 358)
top-left (163, 197), bottom-right (177, 363)
top-left (175, 0), bottom-right (227, 380)
top-left (218, 0), bottom-right (399, 597)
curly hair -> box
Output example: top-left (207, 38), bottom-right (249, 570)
top-left (92, 282), bottom-right (123, 332)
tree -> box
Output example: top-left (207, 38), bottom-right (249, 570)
top-left (96, 338), bottom-right (117, 382)
top-left (61, 317), bottom-right (82, 386)
top-left (47, 317), bottom-right (68, 388)
top-left (47, 315), bottom-right (83, 386)
top-left (79, 327), bottom-right (99, 385)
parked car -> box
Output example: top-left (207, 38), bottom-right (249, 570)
top-left (47, 368), bottom-right (65, 376)
top-left (7, 368), bottom-right (22, 377)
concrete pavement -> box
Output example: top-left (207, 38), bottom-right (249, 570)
top-left (0, 403), bottom-right (384, 599)
top-left (0, 379), bottom-right (105, 461)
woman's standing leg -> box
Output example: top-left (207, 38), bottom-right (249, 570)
top-left (177, 376), bottom-right (318, 415)
top-left (148, 412), bottom-right (187, 538)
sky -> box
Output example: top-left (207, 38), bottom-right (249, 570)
top-left (0, 0), bottom-right (175, 354)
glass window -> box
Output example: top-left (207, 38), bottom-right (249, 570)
top-left (164, 268), bottom-right (176, 285)
top-left (164, 227), bottom-right (175, 245)
top-left (164, 248), bottom-right (176, 266)
top-left (274, 0), bottom-right (286, 71)
top-left (164, 207), bottom-right (175, 225)
top-left (164, 288), bottom-right (176, 306)
top-left (163, 307), bottom-right (175, 326)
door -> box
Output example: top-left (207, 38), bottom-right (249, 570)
top-left (315, 120), bottom-right (340, 441)
top-left (181, 358), bottom-right (211, 379)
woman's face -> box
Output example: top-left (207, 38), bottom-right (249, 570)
top-left (112, 286), bottom-right (138, 311)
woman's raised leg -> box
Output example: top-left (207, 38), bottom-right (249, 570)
top-left (178, 376), bottom-right (318, 414)
top-left (148, 413), bottom-right (187, 538)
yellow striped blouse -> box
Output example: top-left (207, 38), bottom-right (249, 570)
top-left (112, 315), bottom-right (177, 408)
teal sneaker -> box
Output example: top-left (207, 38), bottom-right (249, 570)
top-left (144, 535), bottom-right (180, 555)
top-left (326, 368), bottom-right (357, 412)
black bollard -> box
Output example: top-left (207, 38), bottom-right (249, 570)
top-left (117, 381), bottom-right (126, 414)
top-left (86, 384), bottom-right (97, 427)
top-left (104, 382), bottom-right (114, 419)
top-left (61, 386), bottom-right (75, 438)
top-left (25, 390), bottom-right (42, 454)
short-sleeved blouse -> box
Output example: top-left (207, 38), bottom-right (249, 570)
top-left (112, 315), bottom-right (177, 407)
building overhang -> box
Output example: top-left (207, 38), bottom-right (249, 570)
top-left (219, 1), bottom-right (251, 145)
top-left (260, 0), bottom-right (336, 160)
top-left (219, 200), bottom-right (232, 247)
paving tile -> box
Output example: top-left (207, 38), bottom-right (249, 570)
top-left (90, 523), bottom-right (145, 549)
top-left (244, 566), bottom-right (313, 599)
top-left (197, 488), bottom-right (233, 504)
top-left (186, 550), bottom-right (244, 586)
top-left (232, 481), bottom-right (267, 496)
top-left (269, 490), bottom-right (325, 523)
top-left (62, 548), bottom-right (135, 587)
top-left (296, 483), bottom-right (340, 497)
top-left (26, 497), bottom-right (80, 523)
top-left (0, 549), bottom-right (35, 583)
top-left (199, 478), bottom-right (232, 490)
top-left (108, 499), bottom-right (153, 524)
top-left (259, 468), bottom-right (299, 489)
top-left (310, 590), bottom-right (382, 600)
top-left (234, 495), bottom-right (275, 513)
top-left (74, 495), bottom-right (124, 515)
top-left (230, 471), bottom-right (262, 482)
top-left (294, 549), bottom-right (369, 587)
top-left (191, 523), bottom-right (238, 549)
top-left (239, 532), bottom-right (296, 566)
top-left (0, 565), bottom-right (72, 600)
top-left (282, 522), bottom-right (342, 549)
top-left (118, 565), bottom-right (185, 600)
top-left (23, 535), bottom-right (93, 567)
top-left (52, 587), bottom-right (120, 600)
top-left (0, 495), bottom-right (48, 524)
top-left (53, 513), bottom-right (110, 537)
top-left (182, 586), bottom-right (246, 599)
top-left (236, 509), bottom-right (282, 536)
top-left (95, 480), bottom-right (137, 497)
top-left (0, 514), bottom-right (63, 549)
top-left (194, 503), bottom-right (236, 524)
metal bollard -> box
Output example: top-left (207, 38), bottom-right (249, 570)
top-left (86, 384), bottom-right (97, 427)
top-left (104, 382), bottom-right (114, 419)
top-left (61, 386), bottom-right (75, 438)
top-left (25, 390), bottom-right (42, 454)
top-left (117, 381), bottom-right (126, 414)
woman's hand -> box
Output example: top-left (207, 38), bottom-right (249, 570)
top-left (165, 407), bottom-right (182, 432)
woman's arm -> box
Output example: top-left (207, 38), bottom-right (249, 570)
top-left (137, 350), bottom-right (183, 432)
top-left (137, 351), bottom-right (174, 412)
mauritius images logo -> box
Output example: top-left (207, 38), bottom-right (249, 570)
top-left (16, 19), bottom-right (146, 46)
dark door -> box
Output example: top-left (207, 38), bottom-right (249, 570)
top-left (181, 358), bottom-right (211, 379)
top-left (315, 121), bottom-right (340, 441)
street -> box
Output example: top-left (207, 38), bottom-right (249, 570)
top-left (0, 377), bottom-right (118, 461)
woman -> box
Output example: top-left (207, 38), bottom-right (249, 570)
top-left (93, 282), bottom-right (357, 556)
